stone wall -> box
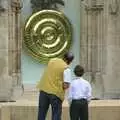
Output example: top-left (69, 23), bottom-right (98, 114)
top-left (1, 0), bottom-right (120, 101)
top-left (0, 0), bottom-right (22, 101)
top-left (80, 0), bottom-right (120, 99)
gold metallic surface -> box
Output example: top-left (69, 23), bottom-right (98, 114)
top-left (24, 10), bottom-right (72, 63)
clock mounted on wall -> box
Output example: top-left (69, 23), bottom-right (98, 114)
top-left (24, 0), bottom-right (72, 63)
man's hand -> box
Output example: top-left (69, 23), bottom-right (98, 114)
top-left (63, 82), bottom-right (70, 90)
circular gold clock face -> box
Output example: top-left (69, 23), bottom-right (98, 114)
top-left (24, 10), bottom-right (72, 63)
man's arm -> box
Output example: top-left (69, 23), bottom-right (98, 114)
top-left (67, 84), bottom-right (73, 104)
top-left (63, 68), bottom-right (72, 90)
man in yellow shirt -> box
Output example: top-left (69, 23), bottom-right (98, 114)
top-left (37, 52), bottom-right (74, 120)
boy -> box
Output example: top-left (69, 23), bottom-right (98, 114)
top-left (68, 65), bottom-right (92, 120)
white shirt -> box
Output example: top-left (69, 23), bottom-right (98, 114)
top-left (63, 68), bottom-right (72, 83)
top-left (67, 77), bottom-right (92, 103)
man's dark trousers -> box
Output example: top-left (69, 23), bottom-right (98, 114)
top-left (38, 90), bottom-right (62, 120)
top-left (70, 99), bottom-right (88, 120)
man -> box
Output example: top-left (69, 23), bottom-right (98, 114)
top-left (37, 52), bottom-right (74, 120)
top-left (68, 65), bottom-right (92, 120)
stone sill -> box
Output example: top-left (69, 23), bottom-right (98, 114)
top-left (0, 100), bottom-right (120, 120)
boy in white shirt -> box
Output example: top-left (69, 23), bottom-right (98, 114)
top-left (68, 65), bottom-right (92, 120)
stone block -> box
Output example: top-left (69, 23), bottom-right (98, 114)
top-left (0, 28), bottom-right (8, 49)
top-left (0, 100), bottom-right (120, 120)
top-left (1, 106), bottom-right (10, 120)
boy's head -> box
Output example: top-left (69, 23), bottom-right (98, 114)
top-left (74, 65), bottom-right (84, 77)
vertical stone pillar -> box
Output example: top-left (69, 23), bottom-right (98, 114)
top-left (0, 0), bottom-right (22, 101)
top-left (8, 0), bottom-right (22, 86)
top-left (102, 0), bottom-right (120, 98)
top-left (80, 0), bottom-right (105, 98)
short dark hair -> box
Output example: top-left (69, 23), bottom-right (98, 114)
top-left (63, 52), bottom-right (74, 64)
top-left (74, 65), bottom-right (84, 77)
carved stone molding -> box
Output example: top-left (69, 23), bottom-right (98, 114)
top-left (109, 0), bottom-right (119, 15)
top-left (81, 1), bottom-right (104, 15)
top-left (30, 0), bottom-right (65, 13)
top-left (0, 0), bottom-right (5, 13)
top-left (85, 4), bottom-right (103, 11)
top-left (11, 0), bottom-right (23, 12)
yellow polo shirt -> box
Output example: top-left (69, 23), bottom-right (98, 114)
top-left (36, 58), bottom-right (68, 101)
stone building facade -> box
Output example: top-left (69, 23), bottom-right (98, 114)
top-left (80, 0), bottom-right (120, 99)
top-left (0, 0), bottom-right (120, 101)
top-left (0, 0), bottom-right (22, 101)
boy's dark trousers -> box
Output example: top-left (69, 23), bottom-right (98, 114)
top-left (38, 90), bottom-right (62, 120)
top-left (70, 99), bottom-right (88, 120)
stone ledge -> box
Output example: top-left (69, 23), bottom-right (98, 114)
top-left (0, 100), bottom-right (120, 120)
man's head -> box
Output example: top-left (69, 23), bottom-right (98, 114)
top-left (63, 52), bottom-right (74, 65)
top-left (74, 65), bottom-right (84, 77)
